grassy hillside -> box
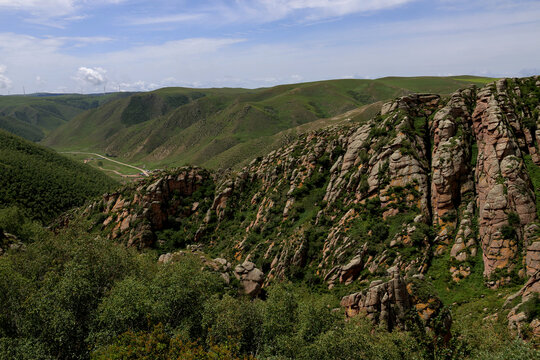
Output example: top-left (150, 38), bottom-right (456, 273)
top-left (0, 93), bottom-right (131, 141)
top-left (43, 76), bottom-right (494, 170)
top-left (0, 130), bottom-right (118, 223)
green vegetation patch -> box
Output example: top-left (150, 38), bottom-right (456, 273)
top-left (0, 130), bottom-right (118, 223)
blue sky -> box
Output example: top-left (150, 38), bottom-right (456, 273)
top-left (0, 0), bottom-right (539, 94)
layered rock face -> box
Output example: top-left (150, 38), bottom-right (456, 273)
top-left (430, 88), bottom-right (478, 282)
top-left (431, 88), bottom-right (475, 228)
top-left (340, 271), bottom-right (412, 330)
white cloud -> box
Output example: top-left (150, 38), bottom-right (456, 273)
top-left (126, 13), bottom-right (204, 26)
top-left (0, 0), bottom-right (75, 16)
top-left (123, 0), bottom-right (417, 27)
top-left (74, 67), bottom-right (107, 86)
top-left (0, 33), bottom-right (113, 54)
top-left (2, 2), bottom-right (540, 93)
top-left (0, 33), bottom-right (247, 92)
top-left (0, 0), bottom-right (125, 21)
top-left (99, 38), bottom-right (246, 72)
top-left (0, 65), bottom-right (12, 89)
top-left (221, 0), bottom-right (417, 22)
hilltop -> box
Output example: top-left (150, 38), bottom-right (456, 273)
top-left (43, 76), bottom-right (494, 171)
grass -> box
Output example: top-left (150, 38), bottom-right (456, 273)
top-left (377, 76), bottom-right (495, 95)
top-left (424, 249), bottom-right (524, 346)
top-left (524, 155), bottom-right (540, 217)
top-left (451, 76), bottom-right (499, 85)
top-left (0, 129), bottom-right (118, 222)
top-left (0, 92), bottom-right (130, 141)
top-left (43, 76), bottom-right (494, 171)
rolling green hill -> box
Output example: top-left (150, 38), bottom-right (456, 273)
top-left (0, 92), bottom-right (131, 141)
top-left (43, 76), bottom-right (494, 170)
top-left (0, 129), bottom-right (118, 223)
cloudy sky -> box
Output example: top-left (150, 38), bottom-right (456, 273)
top-left (0, 0), bottom-right (539, 94)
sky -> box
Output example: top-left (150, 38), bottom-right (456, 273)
top-left (0, 0), bottom-right (539, 94)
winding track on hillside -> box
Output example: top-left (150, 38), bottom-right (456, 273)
top-left (60, 151), bottom-right (149, 176)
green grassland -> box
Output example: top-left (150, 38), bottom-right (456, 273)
top-left (43, 76), bottom-right (494, 171)
top-left (0, 92), bottom-right (131, 141)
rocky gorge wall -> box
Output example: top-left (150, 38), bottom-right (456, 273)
top-left (77, 76), bottom-right (540, 341)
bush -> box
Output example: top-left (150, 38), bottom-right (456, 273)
top-left (0, 206), bottom-right (45, 242)
top-left (500, 225), bottom-right (516, 240)
top-left (0, 338), bottom-right (53, 360)
top-left (202, 295), bottom-right (262, 355)
top-left (472, 338), bottom-right (540, 360)
top-left (92, 323), bottom-right (250, 360)
top-left (301, 317), bottom-right (421, 360)
top-left (92, 256), bottom-right (225, 347)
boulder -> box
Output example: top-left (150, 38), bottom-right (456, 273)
top-left (234, 261), bottom-right (265, 297)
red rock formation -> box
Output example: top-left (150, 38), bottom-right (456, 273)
top-left (472, 80), bottom-right (537, 279)
top-left (429, 88), bottom-right (479, 280)
top-left (98, 167), bottom-right (211, 248)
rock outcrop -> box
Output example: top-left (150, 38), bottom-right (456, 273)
top-left (526, 241), bottom-right (540, 277)
top-left (430, 88), bottom-right (478, 281)
top-left (157, 250), bottom-right (265, 296)
top-left (94, 167), bottom-right (212, 248)
top-left (506, 271), bottom-right (540, 342)
top-left (472, 80), bottom-right (537, 281)
top-left (340, 271), bottom-right (411, 331)
top-left (73, 76), bottom-right (540, 297)
top-left (340, 272), bottom-right (451, 339)
top-left (0, 230), bottom-right (23, 255)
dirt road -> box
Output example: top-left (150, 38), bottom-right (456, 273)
top-left (60, 151), bottom-right (149, 176)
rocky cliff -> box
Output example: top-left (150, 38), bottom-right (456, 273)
top-left (76, 76), bottom-right (540, 341)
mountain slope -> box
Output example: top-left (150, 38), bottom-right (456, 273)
top-left (43, 76), bottom-right (494, 170)
top-left (0, 130), bottom-right (118, 222)
top-left (0, 93), bottom-right (131, 141)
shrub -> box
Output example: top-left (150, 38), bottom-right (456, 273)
top-left (91, 323), bottom-right (251, 360)
top-left (201, 295), bottom-right (262, 355)
top-left (520, 293), bottom-right (540, 322)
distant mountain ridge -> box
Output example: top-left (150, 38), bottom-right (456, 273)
top-left (42, 76), bottom-right (495, 170)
